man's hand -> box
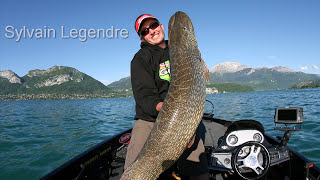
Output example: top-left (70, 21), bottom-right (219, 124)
top-left (156, 102), bottom-right (163, 111)
top-left (187, 134), bottom-right (196, 148)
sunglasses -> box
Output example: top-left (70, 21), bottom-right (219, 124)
top-left (140, 21), bottom-right (160, 37)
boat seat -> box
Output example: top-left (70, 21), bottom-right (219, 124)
top-left (202, 120), bottom-right (228, 149)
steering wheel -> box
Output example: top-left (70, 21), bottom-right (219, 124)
top-left (231, 142), bottom-right (270, 180)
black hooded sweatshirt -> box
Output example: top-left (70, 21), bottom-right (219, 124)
top-left (131, 40), bottom-right (170, 122)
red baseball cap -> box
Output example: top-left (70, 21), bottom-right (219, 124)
top-left (135, 14), bottom-right (159, 35)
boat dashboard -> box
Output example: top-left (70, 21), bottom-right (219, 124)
top-left (200, 107), bottom-right (307, 180)
top-left (205, 119), bottom-right (293, 179)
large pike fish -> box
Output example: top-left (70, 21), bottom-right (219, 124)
top-left (121, 11), bottom-right (209, 180)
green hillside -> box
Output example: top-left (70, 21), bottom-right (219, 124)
top-left (207, 83), bottom-right (254, 93)
top-left (289, 79), bottom-right (320, 89)
top-left (0, 78), bottom-right (22, 94)
top-left (0, 66), bottom-right (113, 100)
top-left (210, 69), bottom-right (320, 91)
top-left (21, 66), bottom-right (110, 95)
top-left (107, 76), bottom-right (131, 90)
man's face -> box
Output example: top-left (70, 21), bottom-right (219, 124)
top-left (139, 18), bottom-right (165, 45)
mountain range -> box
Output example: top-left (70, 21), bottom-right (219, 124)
top-left (1, 62), bottom-right (319, 100)
top-left (0, 66), bottom-right (112, 100)
top-left (209, 62), bottom-right (320, 91)
top-left (108, 62), bottom-right (320, 92)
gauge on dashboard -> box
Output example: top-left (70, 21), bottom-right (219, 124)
top-left (228, 135), bottom-right (238, 145)
top-left (226, 130), bottom-right (264, 147)
top-left (253, 133), bottom-right (263, 142)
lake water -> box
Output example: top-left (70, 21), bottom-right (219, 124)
top-left (1, 88), bottom-right (319, 179)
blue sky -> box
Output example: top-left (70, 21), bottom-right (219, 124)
top-left (1, 0), bottom-right (319, 85)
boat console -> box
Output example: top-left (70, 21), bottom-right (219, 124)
top-left (208, 107), bottom-right (303, 179)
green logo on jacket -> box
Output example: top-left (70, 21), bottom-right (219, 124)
top-left (159, 60), bottom-right (170, 82)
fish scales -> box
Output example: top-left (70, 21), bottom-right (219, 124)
top-left (121, 11), bottom-right (206, 180)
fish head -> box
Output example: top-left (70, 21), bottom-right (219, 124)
top-left (168, 11), bottom-right (198, 53)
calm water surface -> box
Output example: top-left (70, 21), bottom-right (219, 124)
top-left (0, 88), bottom-right (319, 179)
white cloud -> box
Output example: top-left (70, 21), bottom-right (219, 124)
top-left (300, 66), bottom-right (309, 70)
top-left (312, 65), bottom-right (319, 70)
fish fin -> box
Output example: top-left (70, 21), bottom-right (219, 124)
top-left (200, 58), bottom-right (210, 82)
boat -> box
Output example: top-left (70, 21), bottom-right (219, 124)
top-left (41, 105), bottom-right (320, 180)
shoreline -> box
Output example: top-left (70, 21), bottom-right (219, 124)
top-left (0, 93), bottom-right (130, 101)
top-left (2, 87), bottom-right (318, 102)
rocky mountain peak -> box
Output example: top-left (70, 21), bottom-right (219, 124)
top-left (26, 66), bottom-right (81, 77)
top-left (24, 66), bottom-right (84, 88)
top-left (272, 66), bottom-right (295, 73)
top-left (211, 62), bottom-right (251, 73)
top-left (0, 70), bottom-right (22, 84)
top-left (27, 66), bottom-right (64, 77)
top-left (211, 62), bottom-right (297, 74)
